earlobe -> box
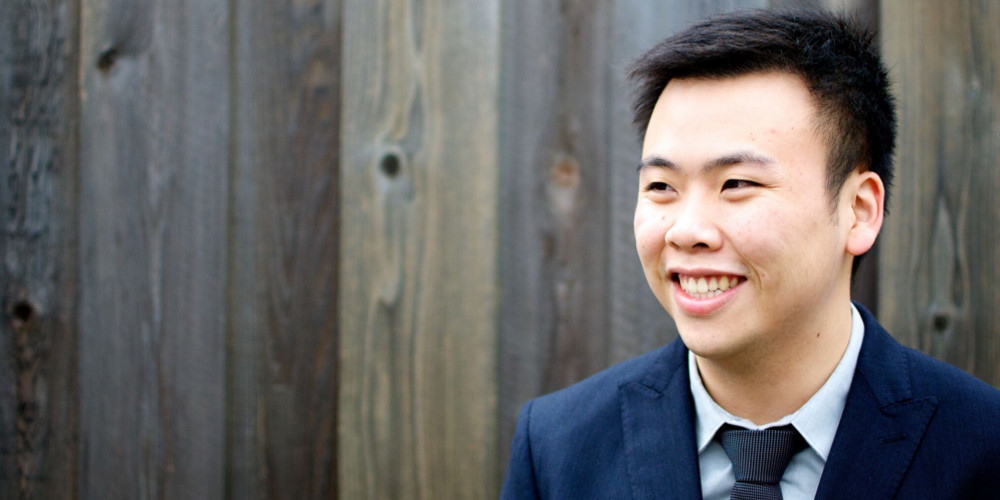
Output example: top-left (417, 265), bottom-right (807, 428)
top-left (845, 171), bottom-right (884, 256)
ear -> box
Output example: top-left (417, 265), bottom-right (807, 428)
top-left (843, 170), bottom-right (884, 256)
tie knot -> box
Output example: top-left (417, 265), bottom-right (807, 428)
top-left (718, 424), bottom-right (805, 500)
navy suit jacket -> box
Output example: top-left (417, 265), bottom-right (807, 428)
top-left (501, 304), bottom-right (1000, 499)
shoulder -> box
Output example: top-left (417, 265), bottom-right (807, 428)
top-left (854, 302), bottom-right (1000, 410)
top-left (837, 305), bottom-right (1000, 495)
top-left (901, 343), bottom-right (1000, 422)
top-left (903, 343), bottom-right (1000, 399)
top-left (523, 339), bottom-right (686, 432)
top-left (857, 305), bottom-right (1000, 413)
top-left (890, 336), bottom-right (1000, 493)
top-left (514, 338), bottom-right (689, 458)
top-left (502, 339), bottom-right (690, 499)
top-left (854, 305), bottom-right (1000, 473)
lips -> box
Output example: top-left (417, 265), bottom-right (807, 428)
top-left (668, 272), bottom-right (746, 316)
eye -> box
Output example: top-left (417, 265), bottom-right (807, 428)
top-left (644, 181), bottom-right (673, 192)
top-left (722, 179), bottom-right (760, 190)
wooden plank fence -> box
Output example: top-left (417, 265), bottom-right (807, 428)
top-left (1, 0), bottom-right (997, 498)
top-left (879, 0), bottom-right (1000, 388)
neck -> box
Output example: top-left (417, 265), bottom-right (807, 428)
top-left (695, 302), bottom-right (854, 425)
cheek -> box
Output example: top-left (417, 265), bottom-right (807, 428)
top-left (729, 201), bottom-right (834, 273)
top-left (633, 210), bottom-right (666, 259)
top-left (726, 205), bottom-right (791, 261)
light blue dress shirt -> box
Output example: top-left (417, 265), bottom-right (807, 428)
top-left (689, 304), bottom-right (865, 500)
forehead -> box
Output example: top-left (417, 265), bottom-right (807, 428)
top-left (641, 72), bottom-right (824, 161)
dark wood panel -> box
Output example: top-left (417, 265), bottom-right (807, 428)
top-left (228, 0), bottom-right (341, 498)
top-left (498, 0), bottom-right (615, 469)
top-left (0, 0), bottom-right (80, 498)
top-left (339, 1), bottom-right (500, 498)
top-left (880, 0), bottom-right (1000, 387)
top-left (78, 0), bottom-right (230, 497)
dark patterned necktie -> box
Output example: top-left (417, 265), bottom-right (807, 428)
top-left (718, 424), bottom-right (805, 500)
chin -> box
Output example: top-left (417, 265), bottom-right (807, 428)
top-left (676, 326), bottom-right (727, 356)
top-left (675, 319), bottom-right (758, 361)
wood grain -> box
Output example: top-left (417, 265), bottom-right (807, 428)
top-left (228, 0), bottom-right (341, 498)
top-left (0, 0), bottom-right (80, 498)
top-left (78, 0), bottom-right (229, 497)
top-left (880, 0), bottom-right (1000, 387)
top-left (339, 0), bottom-right (500, 498)
top-left (498, 1), bottom-right (615, 467)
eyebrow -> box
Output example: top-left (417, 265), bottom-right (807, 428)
top-left (636, 156), bottom-right (676, 171)
top-left (638, 151), bottom-right (776, 172)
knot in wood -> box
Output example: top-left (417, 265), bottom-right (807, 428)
top-left (931, 311), bottom-right (951, 333)
top-left (379, 152), bottom-right (402, 178)
top-left (97, 46), bottom-right (119, 73)
top-left (9, 299), bottom-right (37, 327)
top-left (550, 155), bottom-right (580, 188)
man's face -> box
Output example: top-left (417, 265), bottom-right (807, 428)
top-left (634, 72), bottom-right (857, 362)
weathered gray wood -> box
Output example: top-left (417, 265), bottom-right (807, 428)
top-left (606, 0), bottom-right (685, 370)
top-left (880, 0), bottom-right (1000, 387)
top-left (78, 0), bottom-right (229, 497)
top-left (339, 1), bottom-right (500, 498)
top-left (498, 1), bottom-right (615, 471)
top-left (0, 0), bottom-right (80, 498)
top-left (228, 0), bottom-right (341, 498)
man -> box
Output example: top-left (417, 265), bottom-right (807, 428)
top-left (501, 8), bottom-right (1000, 499)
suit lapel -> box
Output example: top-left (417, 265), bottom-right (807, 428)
top-left (816, 304), bottom-right (938, 499)
top-left (619, 340), bottom-right (702, 500)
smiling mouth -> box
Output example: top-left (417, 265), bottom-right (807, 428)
top-left (674, 274), bottom-right (745, 299)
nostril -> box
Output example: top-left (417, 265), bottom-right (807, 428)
top-left (664, 211), bottom-right (719, 251)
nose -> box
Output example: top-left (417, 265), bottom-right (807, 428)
top-left (665, 197), bottom-right (721, 251)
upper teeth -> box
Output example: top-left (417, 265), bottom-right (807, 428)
top-left (679, 275), bottom-right (741, 297)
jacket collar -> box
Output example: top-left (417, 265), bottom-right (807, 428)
top-left (618, 339), bottom-right (702, 500)
top-left (617, 304), bottom-right (937, 499)
top-left (815, 302), bottom-right (938, 499)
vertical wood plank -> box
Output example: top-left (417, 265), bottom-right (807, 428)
top-left (78, 0), bottom-right (230, 497)
top-left (607, 0), bottom-right (682, 370)
top-left (498, 0), bottom-right (615, 465)
top-left (0, 0), bottom-right (80, 498)
top-left (228, 0), bottom-right (341, 498)
top-left (339, 0), bottom-right (500, 498)
top-left (880, 0), bottom-right (1000, 387)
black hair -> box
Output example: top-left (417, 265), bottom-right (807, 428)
top-left (627, 8), bottom-right (895, 211)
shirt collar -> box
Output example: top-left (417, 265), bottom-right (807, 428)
top-left (689, 303), bottom-right (865, 461)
